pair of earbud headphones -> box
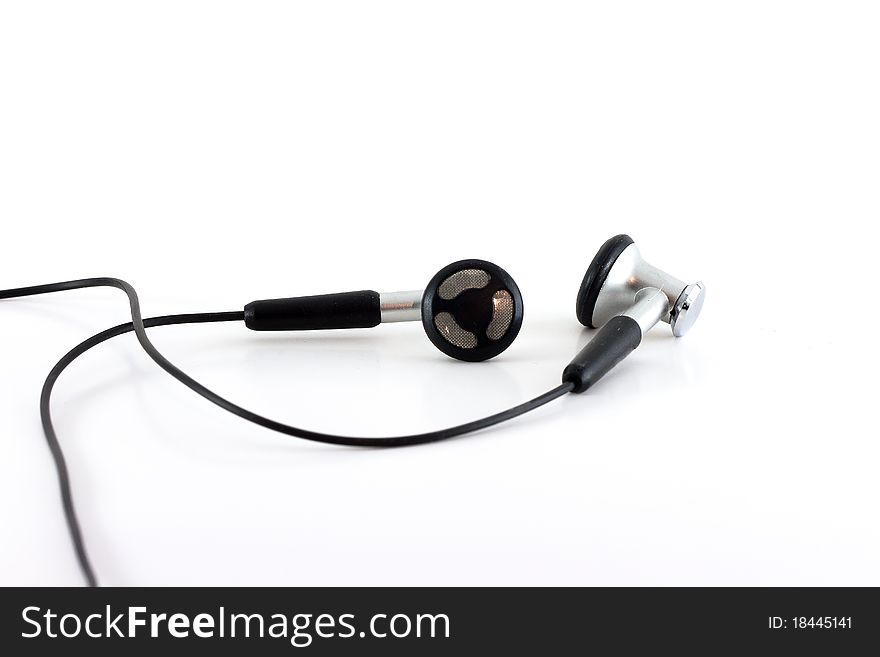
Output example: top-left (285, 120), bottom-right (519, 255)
top-left (0, 234), bottom-right (705, 586)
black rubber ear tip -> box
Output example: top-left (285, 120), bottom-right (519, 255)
top-left (576, 234), bottom-right (634, 328)
top-left (422, 259), bottom-right (524, 362)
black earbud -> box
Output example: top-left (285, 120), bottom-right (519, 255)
top-left (422, 259), bottom-right (523, 362)
top-left (243, 259), bottom-right (523, 362)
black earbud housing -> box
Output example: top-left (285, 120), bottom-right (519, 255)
top-left (422, 259), bottom-right (523, 362)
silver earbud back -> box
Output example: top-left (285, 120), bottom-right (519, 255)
top-left (577, 235), bottom-right (705, 337)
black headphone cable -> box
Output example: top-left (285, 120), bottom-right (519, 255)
top-left (1, 278), bottom-right (573, 585)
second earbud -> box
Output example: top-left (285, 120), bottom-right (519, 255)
top-left (563, 234), bottom-right (705, 393)
top-left (243, 259), bottom-right (523, 362)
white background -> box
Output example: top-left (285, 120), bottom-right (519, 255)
top-left (1, 1), bottom-right (878, 586)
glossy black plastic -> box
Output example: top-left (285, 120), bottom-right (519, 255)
top-left (244, 290), bottom-right (381, 331)
top-left (422, 259), bottom-right (523, 362)
top-left (576, 234), bottom-right (634, 328)
top-left (562, 315), bottom-right (642, 393)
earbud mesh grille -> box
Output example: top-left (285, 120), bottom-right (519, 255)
top-left (431, 267), bottom-right (517, 350)
top-left (438, 269), bottom-right (490, 300)
top-left (434, 312), bottom-right (477, 349)
top-left (486, 290), bottom-right (513, 341)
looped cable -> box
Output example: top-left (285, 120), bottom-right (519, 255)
top-left (2, 279), bottom-right (573, 585)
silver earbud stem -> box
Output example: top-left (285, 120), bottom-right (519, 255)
top-left (379, 290), bottom-right (423, 322)
top-left (622, 288), bottom-right (669, 336)
top-left (593, 243), bottom-right (705, 337)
